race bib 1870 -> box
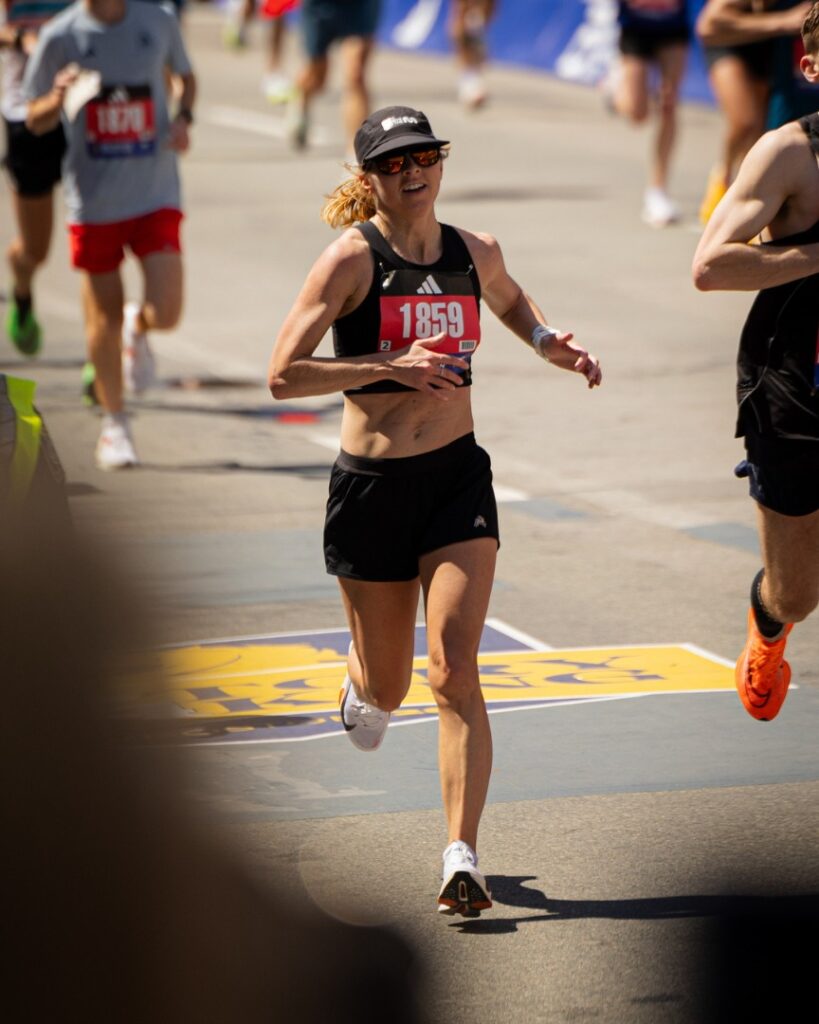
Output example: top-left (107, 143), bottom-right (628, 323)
top-left (85, 84), bottom-right (156, 159)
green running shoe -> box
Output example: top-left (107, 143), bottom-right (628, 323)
top-left (81, 361), bottom-right (99, 407)
top-left (6, 298), bottom-right (42, 357)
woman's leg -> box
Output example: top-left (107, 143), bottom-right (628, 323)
top-left (420, 537), bottom-right (497, 850)
top-left (709, 56), bottom-right (768, 185)
top-left (613, 53), bottom-right (651, 123)
top-left (652, 42), bottom-right (688, 193)
top-left (338, 576), bottom-right (421, 712)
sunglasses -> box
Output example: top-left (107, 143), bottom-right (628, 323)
top-left (368, 148), bottom-right (442, 175)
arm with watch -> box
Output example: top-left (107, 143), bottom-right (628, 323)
top-left (465, 227), bottom-right (602, 388)
top-left (167, 70), bottom-right (196, 153)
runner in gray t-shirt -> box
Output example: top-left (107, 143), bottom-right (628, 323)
top-left (24, 0), bottom-right (196, 471)
top-left (23, 0), bottom-right (191, 223)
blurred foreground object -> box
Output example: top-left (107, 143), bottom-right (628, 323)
top-left (0, 518), bottom-right (424, 1023)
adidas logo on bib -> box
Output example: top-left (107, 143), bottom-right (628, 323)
top-left (417, 275), bottom-right (443, 295)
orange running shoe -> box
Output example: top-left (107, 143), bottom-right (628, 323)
top-left (735, 608), bottom-right (793, 721)
top-left (698, 167), bottom-right (728, 225)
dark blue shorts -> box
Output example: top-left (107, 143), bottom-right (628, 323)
top-left (324, 432), bottom-right (499, 582)
top-left (619, 26), bottom-right (690, 60)
top-left (735, 431), bottom-right (819, 517)
top-left (301, 0), bottom-right (381, 58)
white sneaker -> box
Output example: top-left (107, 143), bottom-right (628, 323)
top-left (437, 840), bottom-right (492, 917)
top-left (641, 188), bottom-right (680, 228)
top-left (95, 415), bottom-right (139, 471)
top-left (457, 71), bottom-right (488, 110)
top-left (338, 671), bottom-right (390, 752)
top-left (122, 302), bottom-right (155, 394)
top-left (262, 72), bottom-right (294, 105)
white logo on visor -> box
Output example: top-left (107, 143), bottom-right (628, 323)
top-left (416, 275), bottom-right (442, 295)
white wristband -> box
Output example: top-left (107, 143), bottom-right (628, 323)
top-left (531, 324), bottom-right (559, 360)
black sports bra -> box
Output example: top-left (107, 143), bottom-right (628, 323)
top-left (333, 220), bottom-right (482, 395)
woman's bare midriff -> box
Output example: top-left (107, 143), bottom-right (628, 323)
top-left (340, 386), bottom-right (474, 458)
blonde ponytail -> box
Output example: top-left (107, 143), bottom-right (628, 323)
top-left (321, 169), bottom-right (376, 229)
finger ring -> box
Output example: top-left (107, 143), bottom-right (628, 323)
top-left (438, 365), bottom-right (444, 377)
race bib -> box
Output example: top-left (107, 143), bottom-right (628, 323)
top-left (85, 84), bottom-right (156, 159)
top-left (377, 268), bottom-right (480, 367)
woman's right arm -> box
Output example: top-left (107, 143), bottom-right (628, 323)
top-left (268, 232), bottom-right (468, 400)
top-left (25, 52), bottom-right (79, 135)
top-left (695, 0), bottom-right (811, 47)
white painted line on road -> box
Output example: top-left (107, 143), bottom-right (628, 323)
top-left (494, 484), bottom-right (528, 502)
top-left (485, 616), bottom-right (553, 651)
top-left (679, 641), bottom-right (735, 669)
top-left (309, 432), bottom-right (341, 452)
top-left (34, 290), bottom-right (266, 383)
top-left (203, 104), bottom-right (329, 145)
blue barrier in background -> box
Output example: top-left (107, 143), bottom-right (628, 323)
top-left (377, 0), bottom-right (714, 105)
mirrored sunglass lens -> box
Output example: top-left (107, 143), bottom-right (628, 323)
top-left (412, 149), bottom-right (440, 166)
top-left (376, 154), bottom-right (406, 174)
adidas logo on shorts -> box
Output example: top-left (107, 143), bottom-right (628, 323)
top-left (473, 515), bottom-right (487, 528)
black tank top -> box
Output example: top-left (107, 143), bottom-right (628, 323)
top-left (736, 113), bottom-right (819, 440)
top-left (334, 220), bottom-right (482, 396)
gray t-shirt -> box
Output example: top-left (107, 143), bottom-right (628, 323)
top-left (23, 0), bottom-right (192, 224)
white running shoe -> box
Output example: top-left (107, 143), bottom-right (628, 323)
top-left (437, 840), bottom-right (492, 917)
top-left (95, 415), bottom-right (139, 471)
top-left (262, 72), bottom-right (294, 105)
top-left (457, 71), bottom-right (488, 110)
top-left (641, 188), bottom-right (680, 228)
top-left (122, 302), bottom-right (156, 394)
top-left (338, 672), bottom-right (390, 752)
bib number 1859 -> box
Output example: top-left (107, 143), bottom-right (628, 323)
top-left (398, 300), bottom-right (465, 339)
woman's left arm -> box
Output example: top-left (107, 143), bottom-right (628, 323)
top-left (460, 228), bottom-right (602, 389)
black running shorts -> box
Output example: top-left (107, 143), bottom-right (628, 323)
top-left (324, 432), bottom-right (500, 581)
top-left (735, 431), bottom-right (819, 517)
top-left (619, 27), bottom-right (690, 60)
top-left (3, 119), bottom-right (66, 197)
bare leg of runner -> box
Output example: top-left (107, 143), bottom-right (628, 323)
top-left (339, 34), bottom-right (375, 159)
top-left (420, 537), bottom-right (496, 850)
top-left (263, 15), bottom-right (293, 103)
top-left (121, 251), bottom-right (183, 396)
top-left (138, 250), bottom-right (184, 333)
top-left (652, 42), bottom-right (687, 197)
top-left (82, 270), bottom-right (139, 470)
top-left (756, 505), bottom-right (819, 625)
top-left (6, 191), bottom-right (54, 355)
top-left (82, 270), bottom-right (125, 415)
top-left (700, 56), bottom-right (768, 223)
top-left (735, 505), bottom-right (819, 720)
top-left (290, 55), bottom-right (328, 149)
top-left (338, 577), bottom-right (420, 712)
